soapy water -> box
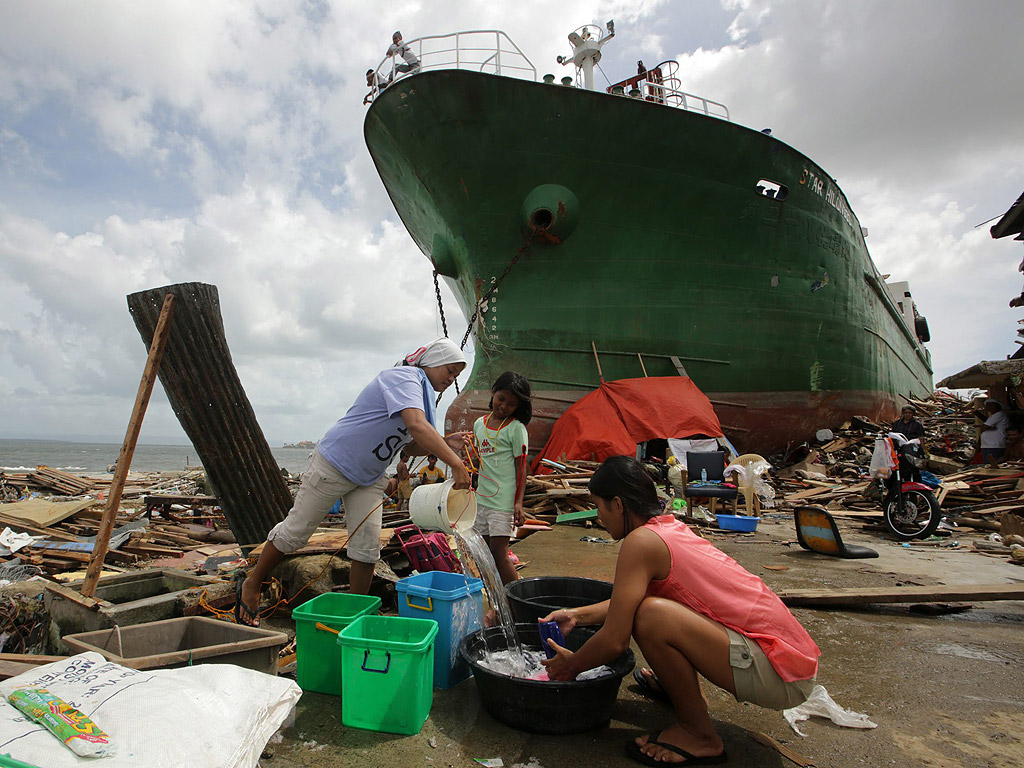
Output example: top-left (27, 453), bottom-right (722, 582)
top-left (475, 648), bottom-right (615, 681)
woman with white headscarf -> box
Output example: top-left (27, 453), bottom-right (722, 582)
top-left (236, 339), bottom-right (470, 625)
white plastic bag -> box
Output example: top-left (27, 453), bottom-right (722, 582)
top-left (0, 652), bottom-right (301, 767)
top-left (869, 437), bottom-right (895, 479)
top-left (783, 684), bottom-right (877, 737)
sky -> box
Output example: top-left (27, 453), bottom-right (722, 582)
top-left (1, 0), bottom-right (1022, 447)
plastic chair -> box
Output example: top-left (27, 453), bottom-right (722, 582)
top-left (794, 506), bottom-right (878, 559)
top-left (727, 453), bottom-right (770, 516)
top-left (684, 451), bottom-right (738, 515)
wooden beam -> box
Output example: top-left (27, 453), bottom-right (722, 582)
top-left (778, 583), bottom-right (1024, 607)
top-left (82, 293), bottom-right (176, 597)
top-left (669, 355), bottom-right (688, 377)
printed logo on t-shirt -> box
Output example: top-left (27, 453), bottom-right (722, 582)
top-left (373, 426), bottom-right (409, 462)
top-left (478, 437), bottom-right (495, 456)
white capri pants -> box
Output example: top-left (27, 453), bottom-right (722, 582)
top-left (267, 450), bottom-right (388, 564)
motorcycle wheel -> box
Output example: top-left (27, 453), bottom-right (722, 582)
top-left (883, 488), bottom-right (941, 540)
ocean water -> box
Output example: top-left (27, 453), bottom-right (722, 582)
top-left (0, 438), bottom-right (315, 475)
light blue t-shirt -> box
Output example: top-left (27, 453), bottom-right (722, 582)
top-left (318, 367), bottom-right (436, 486)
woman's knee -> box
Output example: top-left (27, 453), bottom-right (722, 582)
top-left (633, 597), bottom-right (677, 640)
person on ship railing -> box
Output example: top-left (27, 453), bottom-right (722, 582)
top-left (363, 68), bottom-right (391, 104)
top-left (386, 30), bottom-right (420, 76)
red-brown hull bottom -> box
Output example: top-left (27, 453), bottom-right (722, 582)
top-left (444, 387), bottom-right (901, 459)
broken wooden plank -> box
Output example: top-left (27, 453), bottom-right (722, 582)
top-left (778, 584), bottom-right (1024, 607)
top-left (749, 731), bottom-right (815, 767)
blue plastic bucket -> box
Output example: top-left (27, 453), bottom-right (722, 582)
top-left (396, 570), bottom-right (484, 689)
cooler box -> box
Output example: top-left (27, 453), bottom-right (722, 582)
top-left (337, 615), bottom-right (438, 735)
top-left (292, 592), bottom-right (381, 695)
top-left (397, 570), bottom-right (484, 689)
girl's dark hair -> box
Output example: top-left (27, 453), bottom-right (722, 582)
top-left (489, 371), bottom-right (533, 425)
top-left (588, 456), bottom-right (661, 520)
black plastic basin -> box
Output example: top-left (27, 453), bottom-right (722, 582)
top-left (504, 576), bottom-right (613, 624)
top-left (460, 623), bottom-right (634, 734)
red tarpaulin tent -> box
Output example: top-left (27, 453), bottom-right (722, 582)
top-left (531, 377), bottom-right (723, 472)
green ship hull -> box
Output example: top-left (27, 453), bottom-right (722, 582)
top-left (364, 70), bottom-right (933, 453)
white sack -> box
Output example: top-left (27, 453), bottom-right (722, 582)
top-left (0, 652), bottom-right (301, 767)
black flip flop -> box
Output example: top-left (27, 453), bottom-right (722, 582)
top-left (625, 730), bottom-right (728, 766)
top-left (234, 576), bottom-right (260, 627)
top-left (633, 668), bottom-right (670, 703)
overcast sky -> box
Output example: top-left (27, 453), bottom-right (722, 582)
top-left (1, 0), bottom-right (1022, 447)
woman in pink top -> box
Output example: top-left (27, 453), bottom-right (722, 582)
top-left (542, 456), bottom-right (819, 766)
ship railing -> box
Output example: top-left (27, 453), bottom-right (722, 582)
top-left (606, 60), bottom-right (730, 120)
top-left (365, 30), bottom-right (537, 103)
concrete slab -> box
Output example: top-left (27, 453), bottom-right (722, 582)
top-left (45, 568), bottom-right (215, 642)
top-left (263, 517), bottom-right (1024, 768)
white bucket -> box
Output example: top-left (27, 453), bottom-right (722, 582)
top-left (409, 479), bottom-right (477, 533)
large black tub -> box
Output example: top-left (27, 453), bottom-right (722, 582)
top-left (460, 622), bottom-right (634, 734)
top-left (505, 576), bottom-right (613, 624)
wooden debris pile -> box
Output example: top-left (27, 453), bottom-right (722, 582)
top-left (521, 460), bottom-right (600, 525)
top-left (769, 391), bottom-right (989, 513)
top-left (0, 479), bottom-right (237, 579)
top-left (0, 467), bottom-right (209, 500)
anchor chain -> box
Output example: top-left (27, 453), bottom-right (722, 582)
top-left (431, 232), bottom-right (536, 406)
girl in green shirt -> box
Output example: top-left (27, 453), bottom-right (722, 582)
top-left (472, 371), bottom-right (532, 584)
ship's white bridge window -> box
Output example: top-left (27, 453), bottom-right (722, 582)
top-left (756, 179), bottom-right (788, 201)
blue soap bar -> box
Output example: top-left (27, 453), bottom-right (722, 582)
top-left (538, 621), bottom-right (565, 659)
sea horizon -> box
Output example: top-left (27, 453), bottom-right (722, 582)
top-left (0, 437), bottom-right (315, 475)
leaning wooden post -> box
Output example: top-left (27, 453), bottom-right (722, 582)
top-left (81, 294), bottom-right (176, 597)
top-left (591, 341), bottom-right (605, 383)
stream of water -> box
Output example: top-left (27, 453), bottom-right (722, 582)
top-left (453, 526), bottom-right (528, 677)
top-left (453, 526), bottom-right (615, 681)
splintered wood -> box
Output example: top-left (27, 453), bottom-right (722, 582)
top-left (521, 461), bottom-right (599, 524)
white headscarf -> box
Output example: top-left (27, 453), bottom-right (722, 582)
top-left (401, 338), bottom-right (467, 368)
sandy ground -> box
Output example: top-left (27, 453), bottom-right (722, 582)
top-left (262, 513), bottom-right (1024, 768)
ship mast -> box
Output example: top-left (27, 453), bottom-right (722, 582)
top-left (557, 20), bottom-right (615, 91)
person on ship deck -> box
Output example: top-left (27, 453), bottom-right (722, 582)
top-left (386, 31), bottom-right (420, 76)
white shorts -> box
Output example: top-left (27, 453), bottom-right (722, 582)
top-left (267, 450), bottom-right (388, 564)
top-left (472, 506), bottom-right (515, 538)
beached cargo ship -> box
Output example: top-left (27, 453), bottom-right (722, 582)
top-left (363, 26), bottom-right (932, 453)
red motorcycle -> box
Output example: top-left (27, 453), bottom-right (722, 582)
top-left (871, 433), bottom-right (941, 540)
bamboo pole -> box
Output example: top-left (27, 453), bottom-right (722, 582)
top-left (637, 353), bottom-right (648, 377)
top-left (81, 294), bottom-right (176, 597)
top-left (591, 341), bottom-right (604, 382)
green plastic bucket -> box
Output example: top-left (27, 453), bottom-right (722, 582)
top-left (293, 592), bottom-right (381, 695)
top-left (337, 614), bottom-right (439, 735)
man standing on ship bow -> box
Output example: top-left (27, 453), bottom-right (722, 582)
top-left (387, 31), bottom-right (420, 75)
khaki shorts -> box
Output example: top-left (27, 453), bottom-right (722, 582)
top-left (472, 506), bottom-right (515, 538)
top-left (727, 629), bottom-right (815, 710)
top-left (267, 450), bottom-right (388, 564)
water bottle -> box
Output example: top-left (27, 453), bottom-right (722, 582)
top-left (701, 468), bottom-right (708, 482)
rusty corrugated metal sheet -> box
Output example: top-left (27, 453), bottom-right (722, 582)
top-left (127, 283), bottom-right (290, 549)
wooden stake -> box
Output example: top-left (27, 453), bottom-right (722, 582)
top-left (591, 341), bottom-right (604, 382)
top-left (81, 293), bottom-right (176, 597)
top-left (637, 353), bottom-right (648, 377)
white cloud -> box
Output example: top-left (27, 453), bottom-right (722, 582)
top-left (1, 0), bottom-right (1023, 446)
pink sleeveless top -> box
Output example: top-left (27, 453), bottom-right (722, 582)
top-left (643, 515), bottom-right (819, 682)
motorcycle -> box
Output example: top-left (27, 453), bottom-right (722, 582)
top-left (870, 432), bottom-right (942, 540)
